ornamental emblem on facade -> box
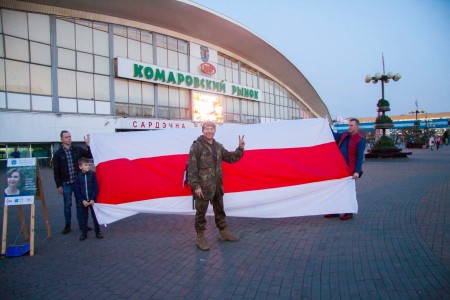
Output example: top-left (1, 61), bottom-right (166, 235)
top-left (200, 62), bottom-right (216, 75)
top-left (200, 45), bottom-right (209, 62)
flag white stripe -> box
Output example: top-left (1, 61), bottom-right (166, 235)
top-left (91, 118), bottom-right (333, 164)
top-left (93, 177), bottom-right (357, 225)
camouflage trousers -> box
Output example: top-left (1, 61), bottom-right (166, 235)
top-left (194, 191), bottom-right (227, 233)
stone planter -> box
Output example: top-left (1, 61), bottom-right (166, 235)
top-left (377, 106), bottom-right (391, 112)
top-left (405, 142), bottom-right (426, 149)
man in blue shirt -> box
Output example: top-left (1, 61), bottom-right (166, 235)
top-left (10, 147), bottom-right (21, 158)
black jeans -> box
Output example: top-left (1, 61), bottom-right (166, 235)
top-left (81, 205), bottom-right (100, 235)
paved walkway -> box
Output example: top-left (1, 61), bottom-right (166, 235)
top-left (1, 145), bottom-right (449, 299)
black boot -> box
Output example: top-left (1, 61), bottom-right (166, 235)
top-left (62, 225), bottom-right (71, 234)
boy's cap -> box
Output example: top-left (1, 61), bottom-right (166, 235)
top-left (202, 121), bottom-right (216, 130)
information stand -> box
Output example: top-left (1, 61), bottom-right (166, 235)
top-left (17, 205), bottom-right (29, 241)
top-left (1, 158), bottom-right (50, 257)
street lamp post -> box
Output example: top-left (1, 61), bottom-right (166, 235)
top-left (409, 110), bottom-right (425, 127)
top-left (365, 71), bottom-right (401, 138)
top-left (363, 57), bottom-right (410, 158)
top-left (365, 72), bottom-right (401, 104)
top-left (407, 101), bottom-right (427, 148)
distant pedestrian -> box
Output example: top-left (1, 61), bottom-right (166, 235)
top-left (325, 118), bottom-right (365, 220)
top-left (53, 130), bottom-right (93, 234)
top-left (10, 147), bottom-right (21, 158)
top-left (429, 136), bottom-right (435, 151)
top-left (187, 121), bottom-right (245, 251)
top-left (74, 158), bottom-right (103, 241)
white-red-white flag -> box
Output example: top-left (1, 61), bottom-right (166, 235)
top-left (90, 118), bottom-right (357, 225)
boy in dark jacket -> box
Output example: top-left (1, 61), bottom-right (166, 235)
top-left (74, 158), bottom-right (103, 241)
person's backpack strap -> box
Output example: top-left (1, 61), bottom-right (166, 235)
top-left (183, 140), bottom-right (201, 187)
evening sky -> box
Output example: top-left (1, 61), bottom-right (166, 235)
top-left (192, 0), bottom-right (450, 118)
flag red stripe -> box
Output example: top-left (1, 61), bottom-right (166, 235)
top-left (96, 142), bottom-right (351, 205)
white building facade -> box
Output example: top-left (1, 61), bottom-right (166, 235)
top-left (0, 0), bottom-right (330, 164)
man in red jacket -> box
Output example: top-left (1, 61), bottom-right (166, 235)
top-left (325, 118), bottom-right (366, 220)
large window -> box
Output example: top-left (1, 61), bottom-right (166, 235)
top-left (115, 79), bottom-right (155, 118)
top-left (114, 27), bottom-right (188, 72)
top-left (259, 75), bottom-right (275, 122)
top-left (0, 9), bottom-right (52, 111)
top-left (223, 96), bottom-right (241, 123)
top-left (241, 99), bottom-right (259, 124)
top-left (240, 63), bottom-right (258, 88)
top-left (218, 52), bottom-right (312, 122)
top-left (0, 144), bottom-right (52, 168)
top-left (154, 33), bottom-right (188, 71)
top-left (156, 85), bottom-right (190, 120)
top-left (57, 18), bottom-right (110, 114)
top-left (113, 25), bottom-right (153, 64)
top-left (217, 54), bottom-right (239, 84)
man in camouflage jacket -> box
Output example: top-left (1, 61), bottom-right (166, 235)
top-left (187, 121), bottom-right (245, 251)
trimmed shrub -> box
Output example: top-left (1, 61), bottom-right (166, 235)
top-left (376, 99), bottom-right (390, 107)
top-left (375, 115), bottom-right (393, 124)
top-left (373, 136), bottom-right (397, 150)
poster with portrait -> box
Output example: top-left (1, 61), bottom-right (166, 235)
top-left (4, 158), bottom-right (37, 206)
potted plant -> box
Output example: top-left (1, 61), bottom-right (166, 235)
top-left (372, 135), bottom-right (397, 150)
top-left (374, 114), bottom-right (394, 129)
top-left (376, 98), bottom-right (391, 112)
